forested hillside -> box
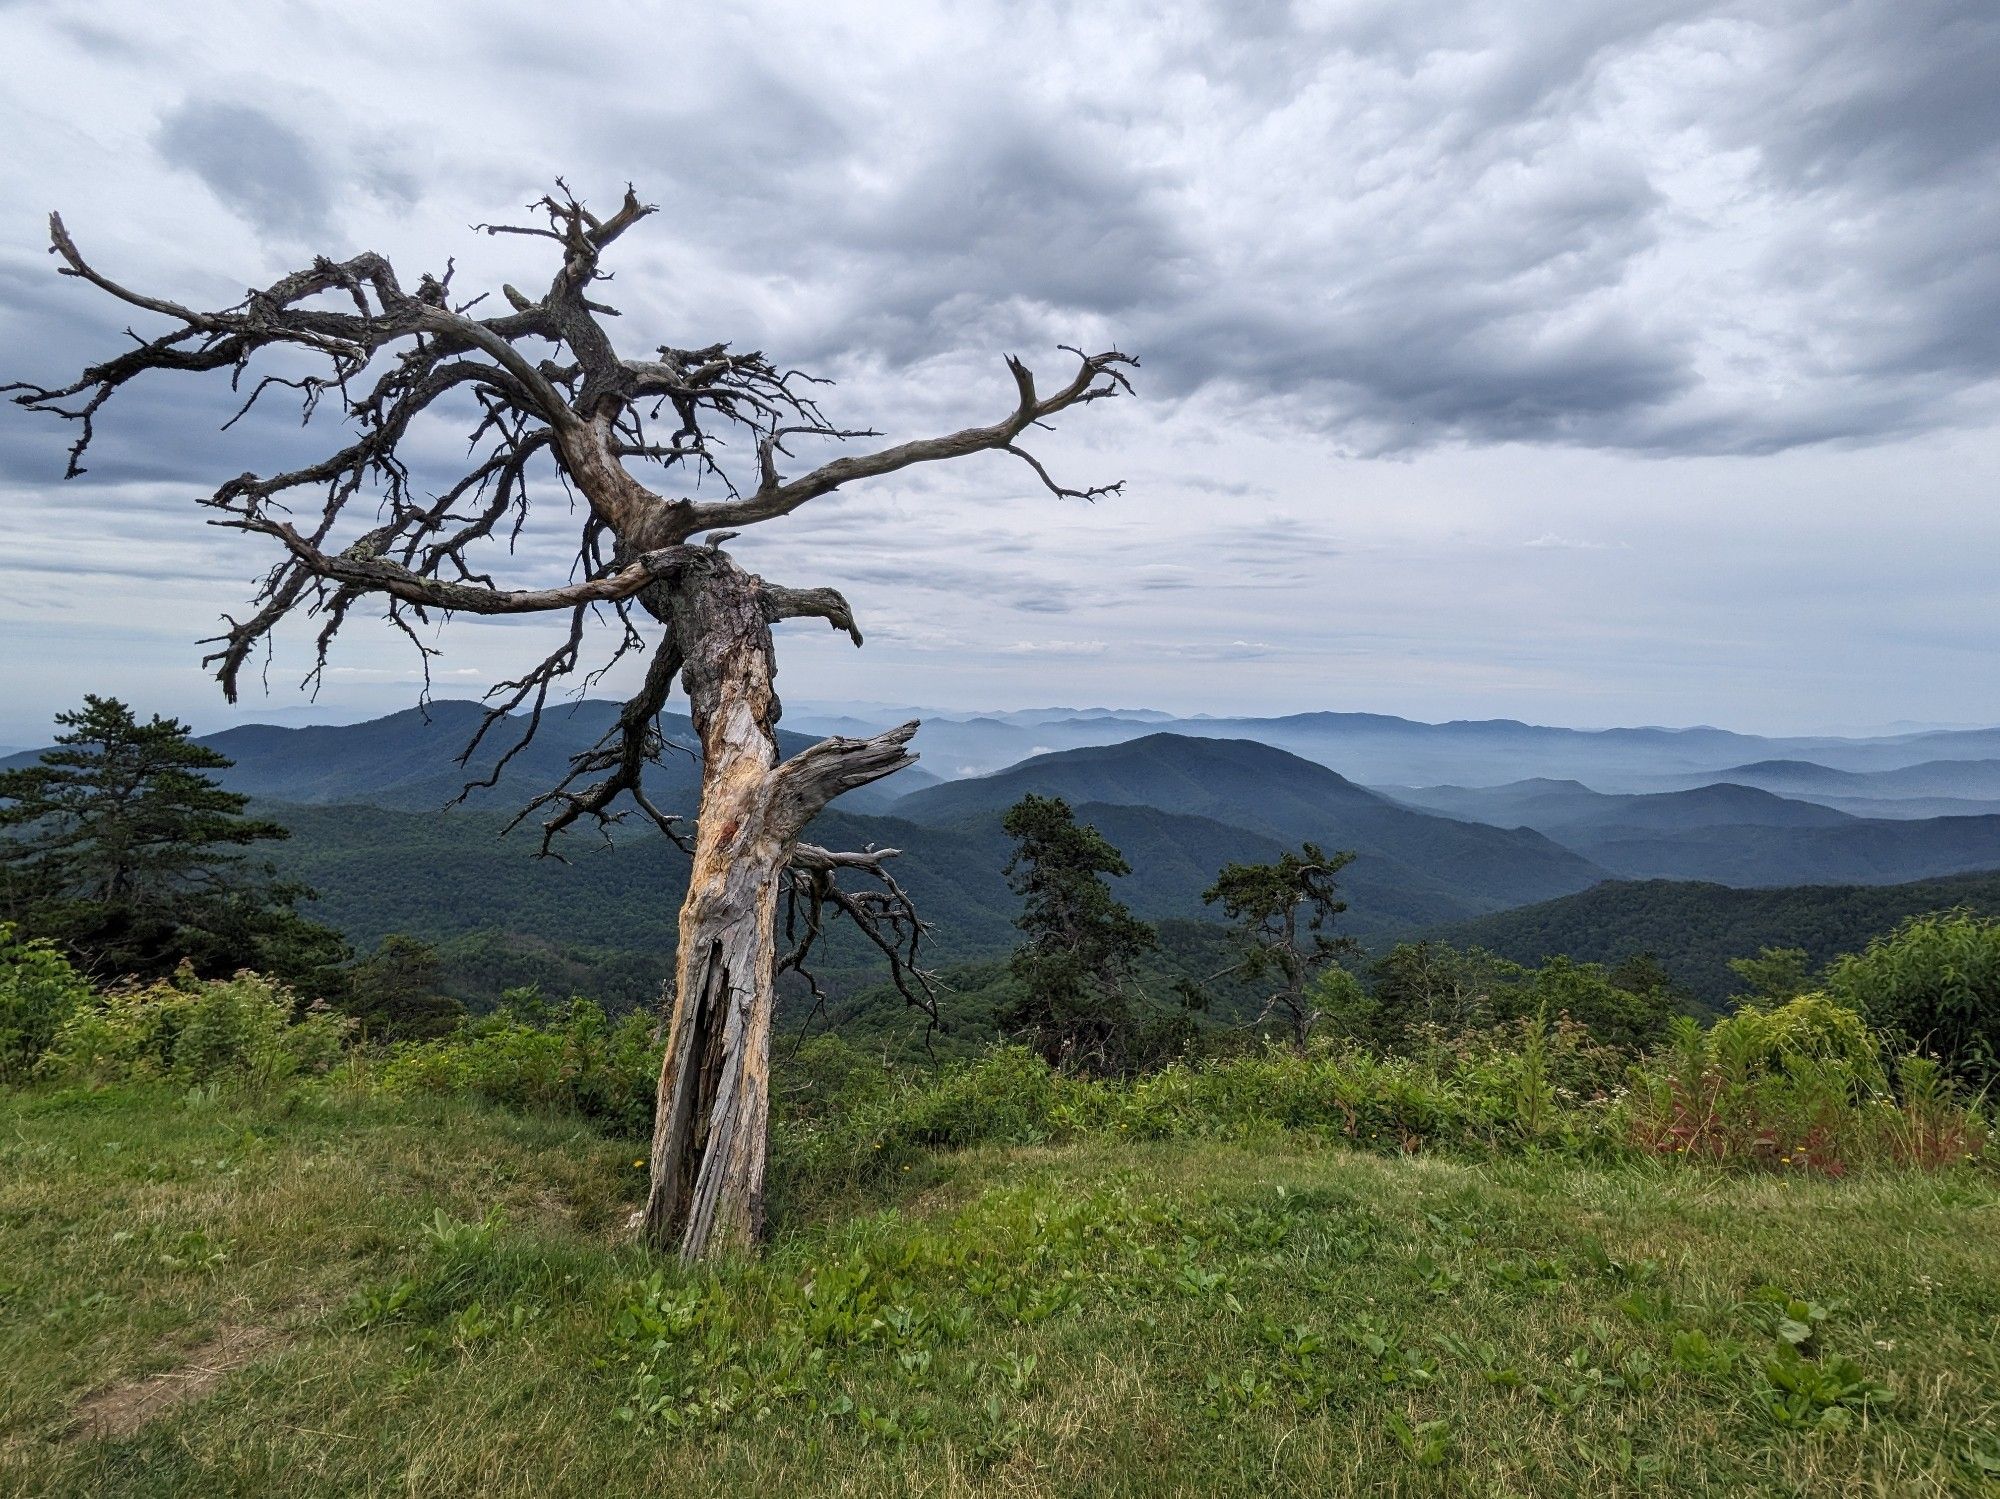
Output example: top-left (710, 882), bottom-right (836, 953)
top-left (1426, 870), bottom-right (2000, 1004)
top-left (17, 703), bottom-right (2000, 1018)
top-left (896, 735), bottom-right (1607, 909)
top-left (254, 798), bottom-right (1304, 1010)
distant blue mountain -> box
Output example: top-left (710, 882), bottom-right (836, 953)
top-left (894, 734), bottom-right (1609, 917)
top-left (1, 699), bottom-right (939, 815)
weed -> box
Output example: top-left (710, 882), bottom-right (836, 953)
top-left (1383, 1409), bottom-right (1453, 1469)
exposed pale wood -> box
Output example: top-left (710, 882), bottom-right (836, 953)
top-left (10, 185), bottom-right (1132, 1262)
top-left (641, 550), bottom-right (917, 1257)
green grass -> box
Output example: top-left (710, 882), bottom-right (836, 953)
top-left (2, 1087), bottom-right (1998, 1496)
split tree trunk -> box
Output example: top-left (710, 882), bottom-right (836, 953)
top-left (640, 548), bottom-right (914, 1260)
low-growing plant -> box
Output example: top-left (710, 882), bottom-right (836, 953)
top-left (1826, 910), bottom-right (2000, 1087)
top-left (1622, 996), bottom-right (1987, 1172)
top-left (375, 996), bottom-right (659, 1134)
top-left (0, 923), bottom-right (92, 1082)
top-left (34, 966), bottom-right (351, 1088)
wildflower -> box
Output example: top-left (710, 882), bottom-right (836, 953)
top-left (632, 1158), bottom-right (645, 1168)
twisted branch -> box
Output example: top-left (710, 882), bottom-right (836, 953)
top-left (7, 184), bottom-right (1136, 1034)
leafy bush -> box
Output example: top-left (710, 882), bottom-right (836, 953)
top-left (1825, 911), bottom-right (2000, 1086)
top-left (1364, 944), bottom-right (1682, 1052)
top-left (770, 1024), bottom-right (1633, 1217)
top-left (1623, 996), bottom-right (1985, 1173)
top-left (0, 924), bottom-right (93, 1082)
top-left (35, 967), bottom-right (352, 1088)
top-left (375, 997), bottom-right (659, 1135)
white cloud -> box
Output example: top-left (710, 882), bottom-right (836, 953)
top-left (0, 0), bottom-right (1995, 739)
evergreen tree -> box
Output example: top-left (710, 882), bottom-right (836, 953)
top-left (0, 696), bottom-right (345, 986)
top-left (999, 794), bottom-right (1156, 1072)
top-left (1726, 946), bottom-right (1815, 1005)
top-left (343, 935), bottom-right (467, 1041)
top-left (1201, 842), bottom-right (1359, 1052)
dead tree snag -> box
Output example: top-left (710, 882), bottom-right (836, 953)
top-left (7, 184), bottom-right (1134, 1258)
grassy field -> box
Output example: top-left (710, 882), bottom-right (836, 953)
top-left (1, 1086), bottom-right (1997, 1497)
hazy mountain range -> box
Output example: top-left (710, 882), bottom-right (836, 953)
top-left (8, 698), bottom-right (1999, 1007)
top-left (780, 705), bottom-right (2000, 791)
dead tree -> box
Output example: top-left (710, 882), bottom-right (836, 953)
top-left (6, 185), bottom-right (1134, 1259)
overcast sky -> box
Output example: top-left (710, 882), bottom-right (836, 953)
top-left (1, 0), bottom-right (1996, 742)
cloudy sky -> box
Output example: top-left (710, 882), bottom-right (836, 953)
top-left (1, 0), bottom-right (1996, 742)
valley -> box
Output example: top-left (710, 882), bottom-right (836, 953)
top-left (14, 699), bottom-right (1997, 1016)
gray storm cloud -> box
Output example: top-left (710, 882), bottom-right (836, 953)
top-left (0, 0), bottom-right (1996, 739)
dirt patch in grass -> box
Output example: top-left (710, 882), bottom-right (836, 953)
top-left (68, 1324), bottom-right (283, 1441)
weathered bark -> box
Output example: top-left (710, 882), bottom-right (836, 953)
top-left (11, 190), bottom-right (1131, 1266)
top-left (641, 549), bottom-right (916, 1259)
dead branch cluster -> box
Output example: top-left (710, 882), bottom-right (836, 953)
top-left (6, 183), bottom-right (1136, 1028)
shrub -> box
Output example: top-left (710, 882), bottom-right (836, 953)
top-left (1825, 911), bottom-right (2000, 1087)
top-left (375, 998), bottom-right (660, 1135)
top-left (0, 923), bottom-right (93, 1082)
top-left (1364, 943), bottom-right (1682, 1053)
top-left (35, 966), bottom-right (353, 1088)
top-left (1623, 996), bottom-right (1986, 1173)
top-left (768, 1027), bottom-right (1634, 1219)
top-left (1707, 992), bottom-right (1885, 1090)
top-left (1498, 956), bottom-right (1681, 1053)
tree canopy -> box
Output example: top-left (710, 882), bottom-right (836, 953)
top-left (0, 696), bottom-right (344, 987)
top-left (1200, 842), bottom-right (1359, 1050)
top-left (1000, 795), bottom-right (1158, 1073)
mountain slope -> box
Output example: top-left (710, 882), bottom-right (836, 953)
top-left (1385, 779), bottom-right (1857, 833)
top-left (1679, 757), bottom-right (2000, 801)
top-left (258, 782), bottom-right (1502, 972)
top-left (3, 699), bottom-right (938, 815)
top-left (1422, 870), bottom-right (2000, 1006)
top-left (1380, 775), bottom-right (2000, 886)
top-left (250, 796), bottom-right (1275, 962)
top-left (816, 707), bottom-right (2000, 787)
top-left (893, 734), bottom-right (1609, 914)
top-left (1575, 814), bottom-right (2000, 886)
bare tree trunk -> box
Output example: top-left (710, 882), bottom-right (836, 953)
top-left (641, 548), bottom-right (914, 1260)
top-left (12, 195), bottom-right (1129, 1266)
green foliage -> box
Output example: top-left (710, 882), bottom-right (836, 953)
top-left (770, 1025), bottom-right (1644, 1219)
top-left (1304, 963), bottom-right (1378, 1042)
top-left (1708, 992), bottom-right (1883, 1083)
top-left (1200, 842), bottom-right (1359, 1050)
top-left (342, 935), bottom-right (468, 1040)
top-left (1624, 995), bottom-right (1987, 1172)
top-left (1824, 910), bottom-right (2000, 1086)
top-left (1727, 945), bottom-right (1815, 1005)
top-left (3, 1044), bottom-right (1998, 1493)
top-left (999, 795), bottom-right (1159, 1072)
top-left (348, 1206), bottom-right (578, 1359)
top-left (0, 697), bottom-right (346, 989)
top-left (375, 995), bottom-right (659, 1135)
top-left (1366, 942), bottom-right (1681, 1052)
top-left (1431, 871), bottom-right (2000, 1009)
top-left (0, 924), bottom-right (93, 1082)
top-left (1504, 953), bottom-right (1682, 1051)
top-left (33, 968), bottom-right (353, 1089)
top-left (1368, 941), bottom-right (1496, 1036)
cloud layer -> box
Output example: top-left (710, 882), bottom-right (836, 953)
top-left (0, 0), bottom-right (1996, 739)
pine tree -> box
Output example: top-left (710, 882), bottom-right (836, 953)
top-left (1202, 842), bottom-right (1360, 1052)
top-left (344, 935), bottom-right (467, 1041)
top-left (999, 794), bottom-right (1157, 1072)
top-left (0, 696), bottom-right (344, 985)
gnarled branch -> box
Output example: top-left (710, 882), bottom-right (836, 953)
top-left (781, 840), bottom-right (941, 1035)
